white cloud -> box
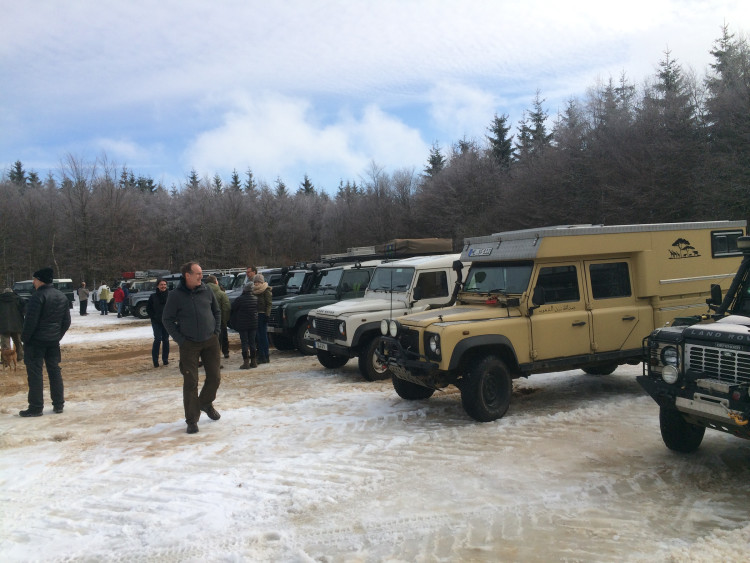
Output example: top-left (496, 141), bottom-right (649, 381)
top-left (184, 94), bottom-right (428, 188)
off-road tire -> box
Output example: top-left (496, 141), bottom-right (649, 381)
top-left (659, 406), bottom-right (705, 453)
top-left (134, 302), bottom-right (149, 319)
top-left (295, 321), bottom-right (316, 356)
top-left (392, 374), bottom-right (435, 400)
top-left (358, 337), bottom-right (391, 381)
top-left (316, 350), bottom-right (349, 369)
top-left (583, 363), bottom-right (618, 376)
top-left (460, 355), bottom-right (513, 422)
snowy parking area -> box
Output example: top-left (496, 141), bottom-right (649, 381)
top-left (1, 312), bottom-right (749, 561)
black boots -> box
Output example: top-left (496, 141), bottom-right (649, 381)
top-left (200, 404), bottom-right (221, 420)
top-left (240, 353), bottom-right (250, 369)
top-left (19, 408), bottom-right (43, 417)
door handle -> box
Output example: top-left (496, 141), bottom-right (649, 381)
top-left (622, 316), bottom-right (636, 321)
top-left (572, 321), bottom-right (586, 327)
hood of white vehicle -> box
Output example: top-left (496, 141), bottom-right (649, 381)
top-left (314, 296), bottom-right (407, 317)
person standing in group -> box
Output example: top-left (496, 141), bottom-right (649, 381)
top-left (206, 275), bottom-right (230, 360)
top-left (113, 285), bottom-right (125, 318)
top-left (146, 278), bottom-right (170, 368)
top-left (162, 261), bottom-right (222, 435)
top-left (77, 282), bottom-right (90, 316)
top-left (19, 268), bottom-right (71, 417)
top-left (0, 287), bottom-right (25, 362)
top-left (230, 282), bottom-right (258, 369)
top-left (253, 273), bottom-right (273, 364)
top-left (97, 283), bottom-right (111, 315)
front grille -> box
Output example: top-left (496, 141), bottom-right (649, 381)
top-left (686, 344), bottom-right (750, 385)
top-left (269, 306), bottom-right (283, 328)
top-left (314, 318), bottom-right (341, 340)
top-left (398, 328), bottom-right (420, 355)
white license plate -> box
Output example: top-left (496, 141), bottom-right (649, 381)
top-left (314, 341), bottom-right (328, 351)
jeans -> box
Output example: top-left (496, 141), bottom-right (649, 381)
top-left (238, 329), bottom-right (257, 358)
top-left (24, 342), bottom-right (64, 411)
top-left (178, 335), bottom-right (221, 424)
top-left (117, 302), bottom-right (124, 316)
top-left (79, 300), bottom-right (88, 315)
top-left (257, 313), bottom-right (269, 359)
top-left (151, 321), bottom-right (170, 366)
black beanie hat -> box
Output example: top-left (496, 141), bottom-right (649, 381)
top-left (33, 267), bottom-right (54, 284)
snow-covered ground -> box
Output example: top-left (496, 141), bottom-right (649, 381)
top-left (1, 309), bottom-right (749, 562)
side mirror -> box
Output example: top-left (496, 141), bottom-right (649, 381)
top-left (709, 283), bottom-right (722, 305)
top-left (412, 287), bottom-right (423, 301)
top-left (532, 286), bottom-right (546, 307)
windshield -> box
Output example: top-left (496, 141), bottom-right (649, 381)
top-left (464, 262), bottom-right (533, 294)
top-left (286, 271), bottom-right (308, 294)
top-left (314, 268), bottom-right (344, 295)
top-left (368, 267), bottom-right (415, 292)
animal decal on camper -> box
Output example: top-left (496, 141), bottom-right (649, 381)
top-left (669, 238), bottom-right (701, 259)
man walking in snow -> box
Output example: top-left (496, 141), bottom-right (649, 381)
top-left (162, 261), bottom-right (222, 434)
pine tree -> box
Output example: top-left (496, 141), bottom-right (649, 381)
top-left (298, 174), bottom-right (315, 195)
top-left (187, 169), bottom-right (201, 190)
top-left (229, 169), bottom-right (242, 191)
top-left (9, 160), bottom-right (26, 186)
top-left (244, 168), bottom-right (258, 195)
top-left (212, 174), bottom-right (223, 193)
top-left (423, 142), bottom-right (446, 177)
top-left (274, 177), bottom-right (288, 198)
top-left (486, 114), bottom-right (514, 170)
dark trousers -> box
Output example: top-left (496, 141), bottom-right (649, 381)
top-left (151, 321), bottom-right (170, 366)
top-left (238, 329), bottom-right (257, 358)
top-left (257, 313), bottom-right (269, 359)
top-left (24, 342), bottom-right (64, 411)
top-left (79, 300), bottom-right (88, 315)
top-left (178, 335), bottom-right (221, 424)
top-left (220, 322), bottom-right (229, 357)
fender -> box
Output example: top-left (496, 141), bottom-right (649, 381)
top-left (351, 321), bottom-right (383, 348)
top-left (448, 334), bottom-right (518, 371)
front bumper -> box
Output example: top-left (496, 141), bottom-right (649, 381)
top-left (311, 338), bottom-right (355, 358)
top-left (378, 336), bottom-right (442, 388)
top-left (638, 375), bottom-right (750, 438)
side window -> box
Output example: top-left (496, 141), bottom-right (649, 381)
top-left (712, 230), bottom-right (744, 257)
top-left (536, 265), bottom-right (580, 303)
top-left (589, 262), bottom-right (631, 299)
top-left (349, 270), bottom-right (371, 292)
top-left (415, 271), bottom-right (449, 299)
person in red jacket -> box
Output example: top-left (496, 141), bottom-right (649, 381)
top-left (113, 286), bottom-right (126, 318)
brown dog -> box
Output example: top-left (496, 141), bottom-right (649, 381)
top-left (1, 346), bottom-right (17, 372)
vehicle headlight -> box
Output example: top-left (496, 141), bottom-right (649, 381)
top-left (311, 318), bottom-right (317, 329)
top-left (660, 346), bottom-right (679, 367)
top-left (380, 319), bottom-right (389, 336)
top-left (338, 321), bottom-right (346, 338)
top-left (427, 333), bottom-right (441, 359)
top-left (662, 365), bottom-right (679, 384)
top-left (388, 320), bottom-right (400, 338)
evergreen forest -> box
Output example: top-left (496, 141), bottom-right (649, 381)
top-left (1, 27), bottom-right (748, 287)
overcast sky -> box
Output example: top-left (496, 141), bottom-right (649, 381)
top-left (2, 0), bottom-right (748, 193)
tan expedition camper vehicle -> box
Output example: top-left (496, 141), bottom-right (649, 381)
top-left (378, 221), bottom-right (746, 422)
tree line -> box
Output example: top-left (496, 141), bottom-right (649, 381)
top-left (1, 26), bottom-right (748, 288)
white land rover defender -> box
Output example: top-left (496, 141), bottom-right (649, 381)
top-left (307, 254), bottom-right (469, 381)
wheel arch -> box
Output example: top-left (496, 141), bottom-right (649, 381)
top-left (448, 335), bottom-right (520, 376)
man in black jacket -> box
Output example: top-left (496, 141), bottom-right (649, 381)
top-left (162, 261), bottom-right (221, 434)
top-left (20, 267), bottom-right (71, 417)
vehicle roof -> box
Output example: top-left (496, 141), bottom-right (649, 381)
top-left (375, 253), bottom-right (462, 269)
